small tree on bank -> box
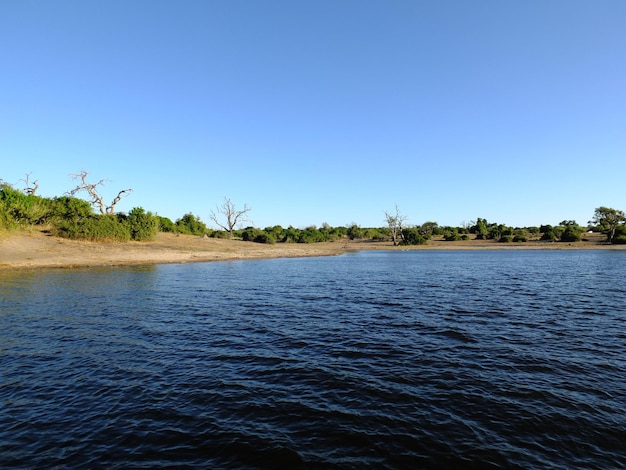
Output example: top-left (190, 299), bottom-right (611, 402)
top-left (210, 197), bottom-right (252, 239)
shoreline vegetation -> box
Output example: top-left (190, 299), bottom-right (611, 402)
top-left (1, 228), bottom-right (624, 271)
top-left (2, 178), bottom-right (626, 270)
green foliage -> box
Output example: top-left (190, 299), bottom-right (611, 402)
top-left (52, 214), bottom-right (131, 242)
top-left (210, 230), bottom-right (229, 239)
top-left (156, 216), bottom-right (176, 233)
top-left (420, 221), bottom-right (440, 237)
top-left (50, 196), bottom-right (93, 221)
top-left (499, 235), bottom-right (513, 243)
top-left (612, 225), bottom-right (626, 244)
top-left (241, 226), bottom-right (263, 241)
top-left (591, 206), bottom-right (626, 243)
top-left (560, 225), bottom-right (583, 242)
top-left (401, 227), bottom-right (428, 245)
top-left (175, 213), bottom-right (208, 236)
top-left (126, 207), bottom-right (158, 241)
top-left (444, 230), bottom-right (459, 241)
top-left (0, 185), bottom-right (51, 226)
top-left (513, 234), bottom-right (527, 242)
top-left (347, 223), bottom-right (363, 240)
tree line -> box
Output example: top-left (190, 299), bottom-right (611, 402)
top-left (1, 172), bottom-right (625, 245)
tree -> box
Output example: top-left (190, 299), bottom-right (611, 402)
top-left (209, 197), bottom-right (251, 239)
top-left (590, 206), bottom-right (626, 243)
top-left (384, 204), bottom-right (407, 246)
top-left (68, 170), bottom-right (132, 214)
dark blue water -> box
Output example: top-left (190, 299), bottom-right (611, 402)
top-left (1, 250), bottom-right (625, 469)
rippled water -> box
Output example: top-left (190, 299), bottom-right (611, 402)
top-left (1, 250), bottom-right (626, 469)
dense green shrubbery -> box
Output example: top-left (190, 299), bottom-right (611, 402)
top-left (560, 225), bottom-right (582, 242)
top-left (401, 227), bottom-right (428, 245)
top-left (175, 213), bottom-right (208, 236)
top-left (241, 227), bottom-right (276, 244)
top-left (126, 207), bottom-right (159, 241)
top-left (156, 215), bottom-right (176, 233)
top-left (0, 185), bottom-right (51, 226)
top-left (50, 196), bottom-right (92, 222)
top-left (4, 177), bottom-right (626, 247)
top-left (50, 206), bottom-right (158, 242)
top-left (52, 214), bottom-right (131, 241)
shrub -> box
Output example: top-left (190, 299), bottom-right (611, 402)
top-left (210, 230), bottom-right (229, 239)
top-left (499, 235), bottom-right (513, 243)
top-left (241, 227), bottom-right (263, 242)
top-left (50, 196), bottom-right (93, 221)
top-left (0, 185), bottom-right (51, 225)
top-left (444, 231), bottom-right (459, 241)
top-left (53, 214), bottom-right (131, 241)
top-left (401, 227), bottom-right (428, 245)
top-left (157, 216), bottom-right (176, 233)
top-left (126, 207), bottom-right (158, 241)
top-left (513, 235), bottom-right (527, 242)
top-left (254, 233), bottom-right (276, 244)
top-left (560, 226), bottom-right (582, 242)
top-left (175, 213), bottom-right (207, 236)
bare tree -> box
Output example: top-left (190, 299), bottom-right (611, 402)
top-left (68, 170), bottom-right (132, 214)
top-left (209, 197), bottom-right (252, 239)
top-left (19, 172), bottom-right (39, 195)
top-left (384, 204), bottom-right (408, 246)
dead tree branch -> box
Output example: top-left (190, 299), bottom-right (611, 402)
top-left (68, 170), bottom-right (132, 214)
top-left (19, 172), bottom-right (39, 195)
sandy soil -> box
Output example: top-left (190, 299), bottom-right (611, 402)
top-left (0, 229), bottom-right (621, 270)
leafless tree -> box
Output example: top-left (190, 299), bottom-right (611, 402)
top-left (209, 197), bottom-right (252, 239)
top-left (68, 170), bottom-right (132, 214)
top-left (384, 204), bottom-right (408, 246)
top-left (19, 172), bottom-right (39, 195)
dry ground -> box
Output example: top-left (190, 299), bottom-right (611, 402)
top-left (0, 228), bottom-right (621, 270)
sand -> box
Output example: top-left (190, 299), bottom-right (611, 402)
top-left (0, 229), bottom-right (621, 270)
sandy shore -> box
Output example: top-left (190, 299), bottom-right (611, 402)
top-left (0, 229), bottom-right (622, 270)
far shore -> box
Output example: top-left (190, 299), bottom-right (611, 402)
top-left (1, 229), bottom-right (623, 270)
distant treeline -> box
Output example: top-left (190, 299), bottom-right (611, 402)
top-left (1, 181), bottom-right (625, 244)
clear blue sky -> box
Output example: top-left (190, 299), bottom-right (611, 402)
top-left (2, 1), bottom-right (625, 229)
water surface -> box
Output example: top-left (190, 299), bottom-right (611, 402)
top-left (1, 251), bottom-right (625, 468)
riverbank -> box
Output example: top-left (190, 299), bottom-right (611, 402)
top-left (0, 229), bottom-right (622, 269)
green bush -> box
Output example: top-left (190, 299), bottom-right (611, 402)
top-left (0, 185), bottom-right (51, 225)
top-left (444, 231), bottom-right (459, 241)
top-left (157, 216), bottom-right (176, 233)
top-left (401, 227), bottom-right (428, 245)
top-left (499, 235), bottom-right (513, 243)
top-left (52, 214), bottom-right (131, 241)
top-left (560, 226), bottom-right (582, 242)
top-left (254, 232), bottom-right (276, 244)
top-left (175, 213), bottom-right (207, 236)
top-left (513, 235), bottom-right (527, 242)
top-left (126, 207), bottom-right (158, 241)
top-left (210, 230), bottom-right (229, 239)
top-left (241, 227), bottom-right (263, 241)
top-left (50, 196), bottom-right (93, 221)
